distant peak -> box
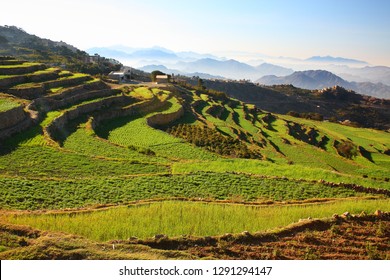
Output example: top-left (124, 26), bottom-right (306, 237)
top-left (305, 56), bottom-right (368, 65)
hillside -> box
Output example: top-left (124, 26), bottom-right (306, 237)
top-left (0, 25), bottom-right (121, 74)
top-left (257, 70), bottom-right (351, 89)
top-left (183, 78), bottom-right (390, 130)
top-left (256, 70), bottom-right (390, 99)
top-left (0, 57), bottom-right (389, 260)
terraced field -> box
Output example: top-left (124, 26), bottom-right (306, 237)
top-left (0, 57), bottom-right (389, 259)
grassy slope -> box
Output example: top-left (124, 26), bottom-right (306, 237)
top-left (0, 62), bottom-right (389, 259)
top-left (4, 199), bottom-right (389, 240)
top-left (0, 97), bottom-right (20, 112)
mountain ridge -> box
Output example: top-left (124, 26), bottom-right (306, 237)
top-left (305, 55), bottom-right (368, 65)
top-left (0, 25), bottom-right (121, 75)
top-left (256, 70), bottom-right (390, 99)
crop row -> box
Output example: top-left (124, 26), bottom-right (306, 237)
top-left (4, 199), bottom-right (389, 240)
top-left (0, 173), bottom-right (369, 210)
top-left (0, 145), bottom-right (167, 180)
top-left (99, 112), bottom-right (217, 161)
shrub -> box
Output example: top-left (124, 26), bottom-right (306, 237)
top-left (334, 140), bottom-right (358, 159)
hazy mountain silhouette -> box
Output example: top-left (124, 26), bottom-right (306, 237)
top-left (256, 70), bottom-right (390, 99)
top-left (305, 56), bottom-right (368, 65)
top-left (257, 70), bottom-right (350, 89)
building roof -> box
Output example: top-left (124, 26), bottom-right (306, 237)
top-left (109, 71), bottom-right (124, 76)
top-left (156, 75), bottom-right (169, 79)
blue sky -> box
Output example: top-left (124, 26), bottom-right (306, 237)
top-left (1, 0), bottom-right (390, 65)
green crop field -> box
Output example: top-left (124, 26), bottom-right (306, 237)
top-left (0, 172), bottom-right (375, 210)
top-left (0, 97), bottom-right (20, 112)
top-left (0, 60), bottom-right (389, 260)
top-left (4, 199), bottom-right (389, 240)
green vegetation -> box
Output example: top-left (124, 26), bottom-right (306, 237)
top-left (63, 123), bottom-right (170, 164)
top-left (4, 199), bottom-right (389, 240)
top-left (0, 62), bottom-right (42, 69)
top-left (0, 145), bottom-right (167, 180)
top-left (10, 73), bottom-right (90, 90)
top-left (0, 173), bottom-right (372, 210)
top-left (98, 114), bottom-right (217, 161)
top-left (0, 25), bottom-right (122, 75)
top-left (0, 97), bottom-right (20, 112)
top-left (0, 57), bottom-right (389, 261)
top-left (167, 124), bottom-right (261, 158)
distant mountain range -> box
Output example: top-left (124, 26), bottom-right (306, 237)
top-left (173, 59), bottom-right (294, 80)
top-left (305, 56), bottom-right (368, 65)
top-left (137, 59), bottom-right (293, 81)
top-left (88, 46), bottom-right (294, 80)
top-left (257, 70), bottom-right (350, 89)
top-left (256, 70), bottom-right (390, 99)
top-left (335, 66), bottom-right (390, 86)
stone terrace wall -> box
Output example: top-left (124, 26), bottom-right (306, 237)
top-left (32, 89), bottom-right (121, 113)
top-left (0, 105), bottom-right (27, 130)
top-left (49, 80), bottom-right (108, 100)
top-left (0, 64), bottom-right (46, 75)
top-left (91, 96), bottom-right (167, 128)
top-left (6, 85), bottom-right (45, 100)
top-left (0, 117), bottom-right (34, 141)
top-left (0, 60), bottom-right (26, 66)
top-left (0, 75), bottom-right (27, 89)
top-left (0, 71), bottom-right (59, 89)
top-left (42, 75), bottom-right (92, 90)
top-left (0, 105), bottom-right (37, 141)
top-left (146, 105), bottom-right (184, 127)
top-left (44, 95), bottom-right (130, 142)
top-left (6, 76), bottom-right (93, 100)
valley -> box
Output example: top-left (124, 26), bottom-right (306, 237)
top-left (0, 55), bottom-right (389, 260)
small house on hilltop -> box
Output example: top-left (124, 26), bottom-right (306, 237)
top-left (155, 74), bottom-right (169, 84)
top-left (108, 71), bottom-right (125, 82)
top-left (107, 68), bottom-right (132, 83)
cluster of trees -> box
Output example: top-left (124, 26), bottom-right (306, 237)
top-left (167, 124), bottom-right (261, 159)
top-left (150, 70), bottom-right (172, 83)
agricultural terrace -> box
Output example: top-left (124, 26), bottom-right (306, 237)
top-left (0, 59), bottom-right (389, 258)
top-left (3, 199), bottom-right (389, 240)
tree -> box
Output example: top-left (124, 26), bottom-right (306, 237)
top-left (335, 140), bottom-right (358, 159)
top-left (197, 78), bottom-right (206, 90)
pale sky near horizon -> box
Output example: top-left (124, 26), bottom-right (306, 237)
top-left (1, 0), bottom-right (390, 65)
